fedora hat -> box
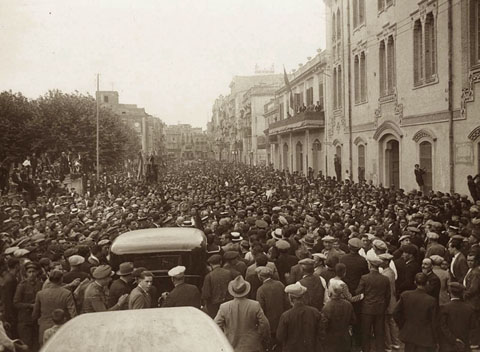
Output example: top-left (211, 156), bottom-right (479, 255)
top-left (300, 234), bottom-right (315, 248)
top-left (116, 262), bottom-right (134, 276)
top-left (228, 275), bottom-right (251, 298)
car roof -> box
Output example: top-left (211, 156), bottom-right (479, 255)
top-left (41, 307), bottom-right (233, 352)
top-left (110, 227), bottom-right (206, 255)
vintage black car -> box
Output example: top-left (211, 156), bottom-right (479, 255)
top-left (109, 227), bottom-right (208, 292)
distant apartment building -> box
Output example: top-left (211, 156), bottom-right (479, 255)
top-left (210, 74), bottom-right (284, 163)
top-left (96, 91), bottom-right (164, 157)
top-left (265, 51), bottom-right (327, 175)
top-left (164, 124), bottom-right (211, 160)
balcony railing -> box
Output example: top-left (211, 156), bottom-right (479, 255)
top-left (268, 111), bottom-right (325, 135)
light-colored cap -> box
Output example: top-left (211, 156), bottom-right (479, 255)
top-left (285, 282), bottom-right (307, 297)
top-left (168, 265), bottom-right (186, 278)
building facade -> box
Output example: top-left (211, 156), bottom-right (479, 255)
top-left (164, 124), bottom-right (211, 160)
top-left (210, 74), bottom-right (284, 163)
top-left (323, 0), bottom-right (480, 195)
top-left (265, 51), bottom-right (327, 176)
top-left (96, 91), bottom-right (164, 157)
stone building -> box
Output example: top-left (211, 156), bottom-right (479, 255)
top-left (323, 0), bottom-right (480, 195)
top-left (96, 91), bottom-right (164, 157)
top-left (210, 74), bottom-right (284, 163)
top-left (265, 51), bottom-right (327, 176)
top-left (164, 124), bottom-right (211, 160)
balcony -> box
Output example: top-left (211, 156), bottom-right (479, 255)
top-left (268, 111), bottom-right (325, 136)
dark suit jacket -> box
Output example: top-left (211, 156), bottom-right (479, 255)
top-left (398, 259), bottom-right (420, 294)
top-left (355, 270), bottom-right (390, 315)
top-left (464, 267), bottom-right (480, 311)
top-left (256, 279), bottom-right (289, 333)
top-left (163, 282), bottom-right (201, 308)
top-left (425, 271), bottom-right (441, 302)
top-left (322, 297), bottom-right (356, 351)
top-left (300, 274), bottom-right (326, 312)
top-left (108, 278), bottom-right (132, 308)
top-left (287, 264), bottom-right (303, 285)
top-left (339, 252), bottom-right (369, 293)
top-left (394, 288), bottom-right (437, 347)
top-left (275, 254), bottom-right (299, 285)
top-left (451, 253), bottom-right (468, 283)
top-left (439, 299), bottom-right (476, 352)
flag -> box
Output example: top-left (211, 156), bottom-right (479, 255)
top-left (283, 66), bottom-right (294, 114)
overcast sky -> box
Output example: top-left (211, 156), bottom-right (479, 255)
top-left (1, 0), bottom-right (325, 128)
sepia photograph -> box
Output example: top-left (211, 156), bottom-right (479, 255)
top-left (1, 0), bottom-right (480, 351)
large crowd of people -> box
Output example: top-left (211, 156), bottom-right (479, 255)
top-left (1, 159), bottom-right (480, 352)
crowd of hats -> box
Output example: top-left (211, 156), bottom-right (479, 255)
top-left (1, 160), bottom-right (480, 273)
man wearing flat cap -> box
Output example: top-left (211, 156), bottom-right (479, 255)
top-left (202, 254), bottom-right (237, 318)
top-left (298, 258), bottom-right (326, 312)
top-left (439, 282), bottom-right (476, 352)
top-left (82, 265), bottom-right (128, 313)
top-left (394, 273), bottom-right (437, 352)
top-left (256, 266), bottom-right (289, 351)
top-left (32, 269), bottom-right (77, 346)
top-left (162, 266), bottom-right (201, 308)
top-left (276, 282), bottom-right (325, 352)
top-left (275, 240), bottom-right (298, 285)
top-left (214, 276), bottom-right (270, 352)
top-left (355, 252), bottom-right (391, 352)
top-left (14, 261), bottom-right (43, 350)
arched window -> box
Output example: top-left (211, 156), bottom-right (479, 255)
top-left (379, 40), bottom-right (386, 96)
top-left (333, 68), bottom-right (338, 109)
top-left (387, 36), bottom-right (396, 94)
top-left (354, 55), bottom-right (360, 103)
top-left (424, 13), bottom-right (436, 81)
top-left (360, 52), bottom-right (367, 102)
top-left (413, 20), bottom-right (423, 85)
top-left (353, 0), bottom-right (358, 28)
top-left (358, 144), bottom-right (366, 181)
top-left (337, 65), bottom-right (343, 108)
top-left (419, 141), bottom-right (433, 192)
top-left (337, 10), bottom-right (341, 42)
top-left (296, 142), bottom-right (303, 173)
top-left (469, 0), bottom-right (480, 65)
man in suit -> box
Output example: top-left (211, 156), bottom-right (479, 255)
top-left (214, 276), bottom-right (270, 352)
top-left (340, 238), bottom-right (370, 350)
top-left (82, 265), bottom-right (128, 313)
top-left (276, 282), bottom-right (325, 352)
top-left (32, 270), bottom-right (77, 346)
top-left (394, 273), bottom-right (438, 352)
top-left (256, 266), bottom-right (289, 351)
top-left (108, 262), bottom-right (134, 309)
top-left (128, 270), bottom-right (153, 309)
top-left (322, 283), bottom-right (356, 352)
top-left (464, 251), bottom-right (480, 348)
top-left (202, 254), bottom-right (236, 318)
top-left (439, 282), bottom-right (476, 352)
top-left (275, 240), bottom-right (298, 285)
top-left (162, 266), bottom-right (201, 308)
top-left (299, 258), bottom-right (326, 312)
top-left (355, 252), bottom-right (391, 352)
top-left (398, 244), bottom-right (420, 294)
top-left (422, 258), bottom-right (441, 302)
top-left (448, 237), bottom-right (468, 283)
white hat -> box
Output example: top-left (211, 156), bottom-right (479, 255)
top-left (285, 282), bottom-right (307, 297)
top-left (366, 251), bottom-right (383, 266)
top-left (168, 265), bottom-right (186, 278)
top-left (231, 232), bottom-right (243, 242)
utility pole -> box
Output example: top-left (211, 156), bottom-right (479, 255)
top-left (96, 74), bottom-right (100, 181)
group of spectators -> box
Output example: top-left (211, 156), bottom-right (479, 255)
top-left (0, 159), bottom-right (480, 352)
